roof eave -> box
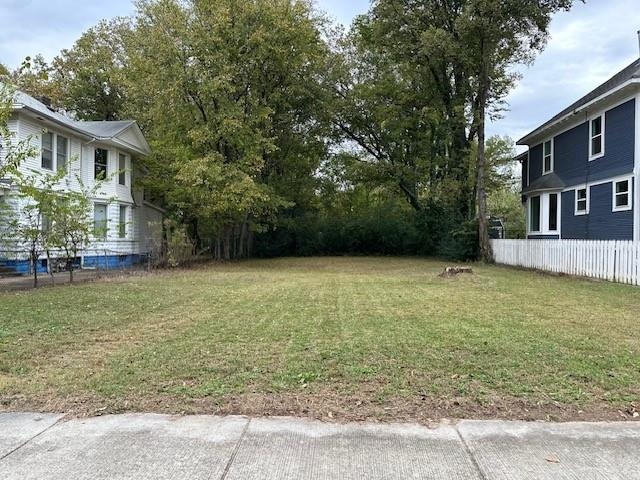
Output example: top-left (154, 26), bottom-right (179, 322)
top-left (517, 78), bottom-right (640, 147)
top-left (13, 103), bottom-right (95, 141)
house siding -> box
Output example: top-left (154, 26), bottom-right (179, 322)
top-left (532, 99), bottom-right (635, 188)
top-left (528, 144), bottom-right (543, 184)
top-left (560, 181), bottom-right (634, 240)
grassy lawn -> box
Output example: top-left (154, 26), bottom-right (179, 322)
top-left (1, 257), bottom-right (639, 422)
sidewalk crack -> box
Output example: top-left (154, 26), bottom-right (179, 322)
top-left (217, 417), bottom-right (251, 480)
top-left (454, 423), bottom-right (488, 480)
top-left (0, 414), bottom-right (67, 462)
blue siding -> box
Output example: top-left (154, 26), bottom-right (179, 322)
top-left (532, 99), bottom-right (635, 188)
top-left (0, 254), bottom-right (147, 275)
top-left (561, 181), bottom-right (634, 240)
top-left (521, 157), bottom-right (528, 190)
top-left (528, 144), bottom-right (543, 184)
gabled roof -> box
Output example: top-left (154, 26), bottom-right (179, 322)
top-left (77, 120), bottom-right (136, 138)
top-left (11, 89), bottom-right (150, 156)
top-left (522, 172), bottom-right (565, 194)
top-left (518, 58), bottom-right (640, 146)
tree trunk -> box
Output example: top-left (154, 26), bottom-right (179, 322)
top-left (475, 56), bottom-right (493, 263)
top-left (31, 250), bottom-right (38, 288)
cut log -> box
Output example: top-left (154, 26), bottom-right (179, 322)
top-left (439, 266), bottom-right (473, 277)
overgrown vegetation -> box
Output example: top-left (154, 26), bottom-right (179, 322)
top-left (0, 257), bottom-right (638, 421)
top-left (1, 0), bottom-right (576, 261)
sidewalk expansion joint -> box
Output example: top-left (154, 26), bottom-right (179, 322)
top-left (0, 414), bottom-right (67, 463)
top-left (217, 417), bottom-right (251, 480)
top-left (454, 424), bottom-right (488, 480)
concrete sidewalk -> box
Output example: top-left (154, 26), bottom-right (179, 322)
top-left (1, 413), bottom-right (639, 479)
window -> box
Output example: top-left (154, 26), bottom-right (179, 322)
top-left (548, 193), bottom-right (558, 231)
top-left (119, 205), bottom-right (127, 238)
top-left (41, 132), bottom-right (53, 170)
top-left (94, 204), bottom-right (108, 239)
top-left (529, 196), bottom-right (541, 232)
top-left (56, 135), bottom-right (68, 172)
top-left (589, 115), bottom-right (604, 159)
top-left (95, 148), bottom-right (108, 179)
top-left (41, 214), bottom-right (52, 233)
top-left (118, 153), bottom-right (127, 186)
top-left (575, 187), bottom-right (588, 215)
top-left (543, 139), bottom-right (553, 174)
top-left (613, 179), bottom-right (631, 211)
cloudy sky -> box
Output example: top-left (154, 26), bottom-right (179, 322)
top-left (1, 0), bottom-right (639, 147)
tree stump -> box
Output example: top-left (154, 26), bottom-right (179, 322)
top-left (439, 266), bottom-right (473, 277)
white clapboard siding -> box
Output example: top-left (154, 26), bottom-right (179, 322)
top-left (491, 239), bottom-right (640, 286)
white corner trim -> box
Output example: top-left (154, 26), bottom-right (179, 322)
top-left (634, 94), bottom-right (640, 241)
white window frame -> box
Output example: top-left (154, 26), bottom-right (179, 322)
top-left (542, 138), bottom-right (553, 174)
top-left (547, 192), bottom-right (559, 232)
top-left (94, 148), bottom-right (109, 180)
top-left (41, 131), bottom-right (54, 170)
top-left (529, 195), bottom-right (542, 233)
top-left (527, 192), bottom-right (561, 236)
top-left (574, 186), bottom-right (589, 215)
top-left (118, 205), bottom-right (128, 239)
top-left (118, 152), bottom-right (128, 186)
top-left (93, 203), bottom-right (108, 240)
top-left (589, 113), bottom-right (605, 161)
top-left (41, 131), bottom-right (70, 173)
top-left (612, 178), bottom-right (632, 212)
top-left (56, 134), bottom-right (69, 174)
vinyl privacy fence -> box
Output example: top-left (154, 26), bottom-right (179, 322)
top-left (491, 239), bottom-right (640, 286)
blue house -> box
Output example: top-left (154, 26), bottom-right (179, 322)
top-left (519, 58), bottom-right (640, 241)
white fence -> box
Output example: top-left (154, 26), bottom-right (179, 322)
top-left (491, 239), bottom-right (640, 285)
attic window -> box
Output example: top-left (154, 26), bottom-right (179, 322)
top-left (589, 115), bottom-right (604, 160)
top-left (542, 139), bottom-right (553, 174)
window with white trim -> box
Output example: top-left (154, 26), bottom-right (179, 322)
top-left (589, 115), bottom-right (604, 159)
top-left (95, 148), bottom-right (108, 179)
top-left (41, 132), bottom-right (53, 170)
top-left (118, 153), bottom-right (127, 186)
top-left (548, 193), bottom-right (558, 231)
top-left (575, 187), bottom-right (588, 215)
top-left (613, 179), bottom-right (631, 211)
top-left (56, 135), bottom-right (68, 173)
top-left (94, 203), bottom-right (108, 239)
top-left (118, 205), bottom-right (127, 238)
top-left (529, 196), bottom-right (541, 232)
top-left (543, 139), bottom-right (553, 174)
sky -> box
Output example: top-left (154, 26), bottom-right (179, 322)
top-left (1, 0), bottom-right (639, 148)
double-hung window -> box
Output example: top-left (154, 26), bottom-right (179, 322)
top-left (613, 179), bottom-right (631, 211)
top-left (118, 205), bottom-right (127, 238)
top-left (529, 196), bottom-right (541, 232)
top-left (95, 148), bottom-right (108, 179)
top-left (575, 187), bottom-right (589, 215)
top-left (94, 204), bottom-right (108, 239)
top-left (41, 132), bottom-right (54, 170)
top-left (118, 153), bottom-right (127, 186)
top-left (56, 135), bottom-right (68, 172)
top-left (543, 139), bottom-right (553, 174)
top-left (589, 115), bottom-right (604, 160)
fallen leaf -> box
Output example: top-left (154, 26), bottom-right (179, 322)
top-left (545, 456), bottom-right (560, 464)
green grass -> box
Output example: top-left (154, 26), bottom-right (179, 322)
top-left (1, 257), bottom-right (639, 421)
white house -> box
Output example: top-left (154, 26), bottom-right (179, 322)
top-left (0, 90), bottom-right (163, 274)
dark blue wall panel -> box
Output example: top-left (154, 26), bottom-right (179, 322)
top-left (529, 144), bottom-right (543, 183)
top-left (561, 180), bottom-right (633, 240)
top-left (530, 98), bottom-right (635, 189)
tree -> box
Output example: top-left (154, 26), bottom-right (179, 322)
top-left (50, 19), bottom-right (130, 121)
top-left (123, 0), bottom-right (330, 259)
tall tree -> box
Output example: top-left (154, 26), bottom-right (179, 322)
top-left (124, 0), bottom-right (329, 258)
